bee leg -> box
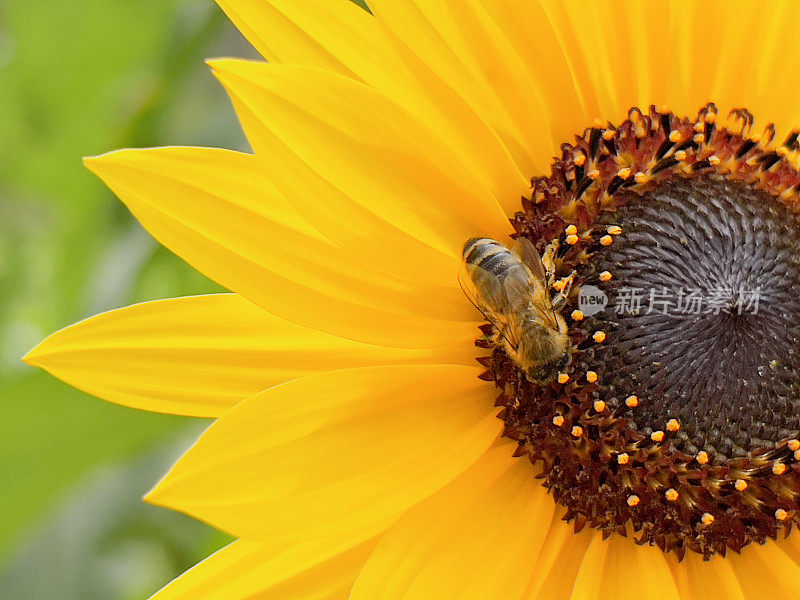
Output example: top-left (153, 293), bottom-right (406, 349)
top-left (493, 323), bottom-right (508, 345)
top-left (542, 240), bottom-right (560, 287)
top-left (552, 270), bottom-right (576, 311)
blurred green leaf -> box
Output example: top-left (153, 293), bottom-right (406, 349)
top-left (0, 0), bottom-right (249, 376)
top-left (0, 0), bottom-right (254, 588)
top-left (1, 0), bottom-right (372, 594)
top-left (0, 429), bottom-right (232, 600)
top-left (0, 372), bottom-right (198, 564)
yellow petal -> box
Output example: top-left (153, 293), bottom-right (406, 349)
top-left (360, 0), bottom-right (800, 174)
top-left (367, 0), bottom-right (560, 177)
top-left (150, 536), bottom-right (375, 600)
top-left (523, 510), bottom-right (594, 600)
top-left (349, 444), bottom-right (554, 600)
top-left (728, 538), bottom-right (800, 596)
top-left (145, 365), bottom-right (500, 543)
top-left (472, 0), bottom-right (609, 154)
top-left (208, 60), bottom-right (514, 282)
top-left (215, 0), bottom-right (527, 213)
top-left (570, 534), bottom-right (680, 600)
top-left (216, 0), bottom-right (800, 182)
top-left (85, 145), bottom-right (480, 348)
top-left (669, 552), bottom-right (746, 600)
top-left (23, 293), bottom-right (478, 417)
top-left (215, 0), bottom-right (387, 77)
top-left (508, 0), bottom-right (800, 142)
top-left (775, 528), bottom-right (800, 566)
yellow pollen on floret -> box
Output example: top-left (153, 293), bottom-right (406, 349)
top-left (607, 225), bottom-right (623, 235)
top-left (634, 171), bottom-right (648, 184)
top-left (666, 418), bottom-right (681, 432)
top-left (665, 488), bottom-right (679, 501)
top-left (553, 279), bottom-right (567, 292)
top-left (593, 400), bottom-right (606, 412)
top-left (618, 167), bottom-right (632, 179)
top-left (565, 224), bottom-right (578, 236)
top-left (571, 310), bottom-right (585, 321)
top-left (599, 270), bottom-right (613, 281)
top-left (571, 425), bottom-right (584, 438)
top-left (617, 453), bottom-right (630, 465)
top-left (651, 431), bottom-right (665, 442)
top-left (557, 373), bottom-right (570, 384)
top-left (773, 463), bottom-right (787, 475)
top-left (587, 169), bottom-right (600, 180)
top-left (709, 155), bottom-right (721, 166)
top-left (735, 479), bottom-right (748, 492)
top-left (552, 415), bottom-right (565, 427)
top-left (592, 331), bottom-right (606, 343)
top-left (674, 150), bottom-right (687, 161)
top-left (788, 439), bottom-right (800, 452)
top-left (668, 130), bottom-right (682, 143)
top-left (574, 154), bottom-right (586, 167)
top-left (776, 509), bottom-right (789, 521)
top-left (566, 233), bottom-right (580, 245)
top-left (795, 449), bottom-right (800, 461)
top-left (586, 371), bottom-right (598, 383)
top-left (602, 129), bottom-right (616, 141)
top-left (701, 513), bottom-right (715, 526)
top-left (627, 495), bottom-right (640, 507)
top-left (696, 451), bottom-right (709, 465)
top-left (600, 235), bottom-right (613, 246)
top-left (625, 395), bottom-right (639, 408)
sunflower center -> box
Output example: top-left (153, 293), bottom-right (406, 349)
top-left (585, 175), bottom-right (800, 459)
top-left (483, 104), bottom-right (800, 559)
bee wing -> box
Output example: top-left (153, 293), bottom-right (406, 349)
top-left (512, 237), bottom-right (548, 284)
top-left (458, 261), bottom-right (521, 349)
top-left (502, 256), bottom-right (561, 331)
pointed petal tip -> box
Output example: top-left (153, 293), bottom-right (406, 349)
top-left (205, 57), bottom-right (267, 78)
top-left (83, 150), bottom-right (120, 167)
top-left (21, 346), bottom-right (40, 367)
top-left (142, 488), bottom-right (160, 506)
top-left (143, 480), bottom-right (171, 507)
top-left (82, 154), bottom-right (104, 174)
top-left (205, 57), bottom-right (250, 68)
top-left (22, 333), bottom-right (55, 368)
top-left (82, 150), bottom-right (130, 178)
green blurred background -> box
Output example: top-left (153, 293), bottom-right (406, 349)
top-left (0, 1), bottom-right (264, 597)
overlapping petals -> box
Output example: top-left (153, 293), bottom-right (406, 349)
top-left (149, 536), bottom-right (377, 600)
top-left (207, 60), bottom-right (513, 279)
top-left (145, 365), bottom-right (501, 543)
top-left (215, 0), bottom-right (528, 213)
top-left (29, 0), bottom-right (800, 598)
top-left (350, 445), bottom-right (556, 600)
top-left (84, 146), bottom-right (482, 347)
top-left (570, 534), bottom-right (680, 600)
top-left (23, 294), bottom-right (477, 417)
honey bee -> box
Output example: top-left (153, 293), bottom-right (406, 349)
top-left (460, 237), bottom-right (574, 384)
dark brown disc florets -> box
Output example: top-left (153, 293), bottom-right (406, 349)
top-left (483, 104), bottom-right (800, 559)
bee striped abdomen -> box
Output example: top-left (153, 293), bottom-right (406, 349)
top-left (463, 237), bottom-right (522, 279)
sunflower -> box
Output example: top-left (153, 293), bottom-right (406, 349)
top-left (24, 0), bottom-right (800, 598)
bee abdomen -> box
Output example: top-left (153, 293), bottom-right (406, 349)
top-left (463, 237), bottom-right (520, 278)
